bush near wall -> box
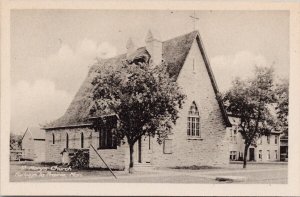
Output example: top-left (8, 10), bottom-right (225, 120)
top-left (69, 149), bottom-right (89, 169)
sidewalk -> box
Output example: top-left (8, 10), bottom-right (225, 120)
top-left (230, 161), bottom-right (288, 165)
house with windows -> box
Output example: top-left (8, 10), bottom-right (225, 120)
top-left (228, 115), bottom-right (281, 162)
top-left (43, 30), bottom-right (231, 170)
top-left (279, 134), bottom-right (288, 161)
top-left (21, 127), bottom-right (46, 162)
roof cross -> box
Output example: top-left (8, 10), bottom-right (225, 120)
top-left (189, 10), bottom-right (199, 31)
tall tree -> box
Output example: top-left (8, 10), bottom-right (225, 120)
top-left (90, 58), bottom-right (185, 173)
top-left (223, 66), bottom-right (276, 168)
top-left (275, 78), bottom-right (289, 136)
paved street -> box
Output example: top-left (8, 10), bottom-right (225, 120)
top-left (10, 162), bottom-right (287, 183)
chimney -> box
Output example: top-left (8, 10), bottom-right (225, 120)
top-left (145, 29), bottom-right (162, 66)
top-left (126, 37), bottom-right (136, 58)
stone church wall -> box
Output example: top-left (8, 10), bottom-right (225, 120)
top-left (89, 131), bottom-right (127, 170)
top-left (45, 127), bottom-right (127, 170)
top-left (151, 39), bottom-right (229, 167)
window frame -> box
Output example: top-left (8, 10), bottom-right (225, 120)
top-left (230, 151), bottom-right (237, 160)
top-left (66, 133), bottom-right (69, 149)
top-left (267, 135), bottom-right (270, 144)
top-left (80, 132), bottom-right (84, 149)
top-left (98, 127), bottom-right (117, 150)
top-left (258, 150), bottom-right (262, 160)
top-left (52, 133), bottom-right (55, 145)
top-left (187, 102), bottom-right (201, 138)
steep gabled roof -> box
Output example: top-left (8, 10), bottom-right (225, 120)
top-left (44, 30), bottom-right (231, 129)
top-left (163, 31), bottom-right (198, 79)
top-left (44, 54), bottom-right (127, 129)
top-left (22, 127), bottom-right (45, 140)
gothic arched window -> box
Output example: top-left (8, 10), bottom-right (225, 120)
top-left (80, 132), bottom-right (84, 148)
top-left (52, 133), bottom-right (55, 144)
top-left (187, 102), bottom-right (200, 137)
top-left (66, 133), bottom-right (69, 148)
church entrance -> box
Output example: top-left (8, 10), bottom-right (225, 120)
top-left (249, 148), bottom-right (255, 161)
top-left (134, 135), bottom-right (152, 164)
top-left (138, 138), bottom-right (142, 163)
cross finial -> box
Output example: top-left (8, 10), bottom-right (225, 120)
top-left (189, 10), bottom-right (199, 31)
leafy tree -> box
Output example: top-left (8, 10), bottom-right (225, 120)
top-left (223, 66), bottom-right (276, 168)
top-left (10, 133), bottom-right (22, 150)
top-left (274, 78), bottom-right (289, 136)
top-left (90, 58), bottom-right (186, 172)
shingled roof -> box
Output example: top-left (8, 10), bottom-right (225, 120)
top-left (22, 127), bottom-right (45, 140)
top-left (44, 30), bottom-right (231, 129)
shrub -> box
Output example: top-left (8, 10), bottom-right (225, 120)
top-left (69, 149), bottom-right (89, 169)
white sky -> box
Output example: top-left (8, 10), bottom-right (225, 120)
top-left (10, 10), bottom-right (289, 134)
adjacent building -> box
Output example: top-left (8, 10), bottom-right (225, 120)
top-left (21, 127), bottom-right (46, 162)
top-left (279, 134), bottom-right (288, 161)
top-left (228, 115), bottom-right (281, 162)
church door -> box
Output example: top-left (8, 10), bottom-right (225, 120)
top-left (134, 136), bottom-right (152, 164)
top-left (249, 148), bottom-right (255, 161)
top-left (138, 138), bottom-right (142, 163)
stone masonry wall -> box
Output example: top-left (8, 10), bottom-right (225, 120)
top-left (45, 127), bottom-right (126, 169)
top-left (151, 39), bottom-right (229, 167)
top-left (89, 131), bottom-right (127, 170)
top-left (45, 127), bottom-right (93, 163)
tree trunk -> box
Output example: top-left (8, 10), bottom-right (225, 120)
top-left (129, 143), bottom-right (134, 173)
top-left (243, 144), bottom-right (250, 168)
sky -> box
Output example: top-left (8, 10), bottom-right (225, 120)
top-left (11, 10), bottom-right (289, 134)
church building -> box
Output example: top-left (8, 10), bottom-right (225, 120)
top-left (43, 30), bottom-right (231, 170)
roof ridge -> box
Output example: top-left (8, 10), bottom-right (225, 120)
top-left (162, 30), bottom-right (199, 43)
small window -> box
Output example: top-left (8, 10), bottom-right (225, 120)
top-left (99, 128), bottom-right (117, 149)
top-left (230, 151), bottom-right (237, 160)
top-left (258, 150), bottom-right (262, 160)
top-left (275, 150), bottom-right (278, 159)
top-left (187, 102), bottom-right (200, 137)
top-left (66, 133), bottom-right (69, 148)
top-left (275, 136), bottom-right (278, 144)
top-left (267, 136), bottom-right (270, 144)
top-left (80, 132), bottom-right (84, 148)
top-left (163, 139), bottom-right (172, 154)
top-left (267, 150), bottom-right (270, 160)
top-left (52, 133), bottom-right (55, 144)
